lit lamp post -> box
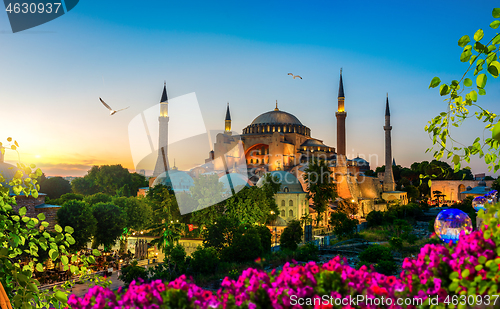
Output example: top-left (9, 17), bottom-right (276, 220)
top-left (270, 210), bottom-right (278, 249)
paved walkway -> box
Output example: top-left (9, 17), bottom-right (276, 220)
top-left (69, 271), bottom-right (125, 298)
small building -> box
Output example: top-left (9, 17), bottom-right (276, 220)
top-left (256, 170), bottom-right (309, 224)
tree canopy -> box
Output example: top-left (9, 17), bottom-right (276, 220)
top-left (39, 176), bottom-right (72, 199)
top-left (91, 202), bottom-right (126, 250)
top-left (56, 200), bottom-right (96, 250)
top-left (303, 158), bottom-right (337, 227)
top-left (72, 165), bottom-right (148, 196)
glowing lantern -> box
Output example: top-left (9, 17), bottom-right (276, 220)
top-left (434, 208), bottom-right (472, 244)
top-left (472, 196), bottom-right (487, 212)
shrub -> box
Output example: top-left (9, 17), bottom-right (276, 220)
top-left (358, 244), bottom-right (397, 276)
top-left (224, 224), bottom-right (263, 262)
top-left (389, 236), bottom-right (403, 251)
top-left (329, 212), bottom-right (358, 239)
top-left (118, 260), bottom-right (148, 285)
top-left (190, 246), bottom-right (219, 275)
top-left (295, 242), bottom-right (319, 262)
top-left (279, 220), bottom-right (302, 251)
top-left (255, 225), bottom-right (272, 254)
top-left (365, 210), bottom-right (385, 227)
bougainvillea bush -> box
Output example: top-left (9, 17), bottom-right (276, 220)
top-left (68, 203), bottom-right (500, 309)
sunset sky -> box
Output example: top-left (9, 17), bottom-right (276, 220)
top-left (0, 0), bottom-right (499, 177)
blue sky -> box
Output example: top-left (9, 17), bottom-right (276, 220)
top-left (0, 0), bottom-right (499, 176)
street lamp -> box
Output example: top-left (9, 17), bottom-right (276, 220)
top-left (271, 210), bottom-right (278, 248)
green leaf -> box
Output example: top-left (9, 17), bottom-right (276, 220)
top-left (458, 35), bottom-right (470, 47)
top-left (41, 221), bottom-right (49, 228)
top-left (36, 263), bottom-right (43, 272)
top-left (64, 226), bottom-right (74, 234)
top-left (439, 84), bottom-right (449, 96)
top-left (66, 234), bottom-right (76, 245)
top-left (19, 207), bottom-right (27, 216)
top-left (479, 88), bottom-right (486, 95)
top-left (70, 265), bottom-right (78, 274)
top-left (54, 224), bottom-right (62, 233)
top-left (462, 269), bottom-right (470, 278)
top-left (88, 256), bottom-right (96, 264)
top-left (493, 8), bottom-right (500, 18)
top-left (452, 155), bottom-right (460, 165)
top-left (474, 29), bottom-right (484, 41)
top-left (54, 291), bottom-right (68, 303)
top-left (61, 255), bottom-right (69, 265)
top-left (429, 77), bottom-right (441, 88)
top-left (37, 213), bottom-right (45, 221)
top-left (92, 249), bottom-right (101, 257)
top-left (491, 20), bottom-right (500, 29)
top-left (476, 73), bottom-right (487, 88)
top-left (488, 60), bottom-right (500, 78)
top-left (464, 78), bottom-right (472, 87)
top-left (49, 249), bottom-right (58, 261)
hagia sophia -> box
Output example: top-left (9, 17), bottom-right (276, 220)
top-left (148, 70), bottom-right (408, 228)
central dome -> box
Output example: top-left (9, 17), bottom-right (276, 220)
top-left (251, 110), bottom-right (302, 126)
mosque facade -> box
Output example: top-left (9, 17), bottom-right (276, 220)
top-left (149, 72), bottom-right (407, 224)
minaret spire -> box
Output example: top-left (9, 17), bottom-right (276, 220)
top-left (225, 102), bottom-right (232, 133)
top-left (338, 68), bottom-right (345, 99)
top-left (383, 94), bottom-right (396, 192)
top-left (274, 100), bottom-right (279, 111)
top-left (336, 68), bottom-right (347, 157)
top-left (153, 82), bottom-right (170, 177)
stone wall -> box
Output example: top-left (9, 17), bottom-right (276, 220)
top-left (431, 180), bottom-right (495, 201)
top-left (35, 206), bottom-right (61, 231)
top-left (178, 239), bottom-right (203, 256)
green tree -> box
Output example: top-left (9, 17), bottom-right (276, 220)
top-left (329, 212), bottom-right (358, 239)
top-left (56, 200), bottom-right (97, 250)
top-left (303, 158), bottom-right (337, 227)
top-left (202, 215), bottom-right (239, 255)
top-left (427, 8), bottom-right (500, 173)
top-left (71, 176), bottom-right (98, 195)
top-left (280, 220), bottom-right (303, 251)
top-left (146, 185), bottom-right (182, 252)
top-left (113, 196), bottom-right (152, 232)
top-left (91, 202), bottom-right (126, 250)
top-left (224, 224), bottom-right (264, 262)
top-left (84, 192), bottom-right (113, 206)
top-left (39, 176), bottom-right (72, 199)
top-left (224, 186), bottom-right (279, 225)
top-left (72, 165), bottom-right (147, 196)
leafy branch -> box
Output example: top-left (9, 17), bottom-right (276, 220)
top-left (427, 8), bottom-right (500, 173)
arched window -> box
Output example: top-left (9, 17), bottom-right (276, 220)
top-left (250, 159), bottom-right (253, 164)
top-left (281, 200), bottom-right (285, 206)
top-left (281, 210), bottom-right (285, 217)
top-left (289, 200), bottom-right (293, 206)
top-left (283, 186), bottom-right (289, 193)
top-left (289, 210), bottom-right (293, 217)
top-left (256, 159), bottom-right (259, 164)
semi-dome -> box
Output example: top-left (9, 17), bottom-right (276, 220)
top-left (152, 169), bottom-right (194, 192)
top-left (256, 170), bottom-right (304, 193)
top-left (251, 110), bottom-right (302, 126)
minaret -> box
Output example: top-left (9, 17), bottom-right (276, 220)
top-left (336, 68), bottom-right (347, 158)
top-left (153, 82), bottom-right (170, 177)
top-left (225, 102), bottom-right (232, 134)
top-left (383, 94), bottom-right (396, 192)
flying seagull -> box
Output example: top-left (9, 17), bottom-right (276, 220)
top-left (288, 73), bottom-right (302, 79)
top-left (99, 98), bottom-right (129, 115)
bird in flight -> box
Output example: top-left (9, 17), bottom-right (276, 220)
top-left (99, 98), bottom-right (129, 115)
top-left (288, 73), bottom-right (302, 79)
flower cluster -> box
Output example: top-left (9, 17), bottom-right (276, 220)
top-left (68, 230), bottom-right (500, 309)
